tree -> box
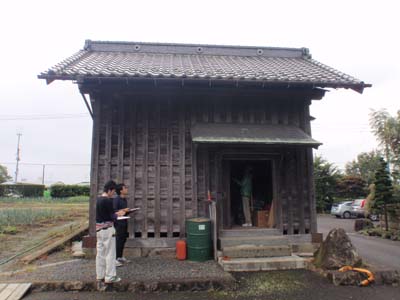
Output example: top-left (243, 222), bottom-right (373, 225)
top-left (314, 155), bottom-right (340, 213)
top-left (369, 109), bottom-right (400, 183)
top-left (336, 175), bottom-right (367, 199)
top-left (372, 157), bottom-right (394, 231)
top-left (345, 150), bottom-right (383, 185)
top-left (0, 164), bottom-right (12, 184)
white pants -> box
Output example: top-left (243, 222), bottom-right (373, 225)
top-left (96, 227), bottom-right (116, 281)
top-left (242, 196), bottom-right (252, 225)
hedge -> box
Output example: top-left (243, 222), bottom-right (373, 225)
top-left (50, 184), bottom-right (90, 198)
top-left (0, 183), bottom-right (45, 197)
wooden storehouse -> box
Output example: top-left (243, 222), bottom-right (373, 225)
top-left (39, 40), bottom-right (369, 251)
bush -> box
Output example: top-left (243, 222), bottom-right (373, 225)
top-left (50, 184), bottom-right (90, 198)
top-left (0, 183), bottom-right (45, 197)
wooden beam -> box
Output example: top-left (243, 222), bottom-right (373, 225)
top-left (297, 149), bottom-right (306, 234)
top-left (104, 98), bottom-right (112, 181)
top-left (117, 97), bottom-right (125, 183)
top-left (128, 101), bottom-right (137, 238)
top-left (167, 98), bottom-right (173, 237)
top-left (155, 100), bottom-right (161, 238)
top-left (143, 101), bottom-right (149, 238)
top-left (179, 101), bottom-right (186, 237)
top-left (307, 148), bottom-right (317, 233)
top-left (89, 97), bottom-right (100, 236)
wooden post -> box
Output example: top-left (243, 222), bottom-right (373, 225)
top-left (179, 101), bottom-right (186, 237)
top-left (167, 98), bottom-right (173, 237)
top-left (117, 98), bottom-right (125, 183)
top-left (155, 100), bottom-right (161, 238)
top-left (88, 95), bottom-right (100, 237)
top-left (143, 100), bottom-right (149, 239)
top-left (128, 101), bottom-right (137, 238)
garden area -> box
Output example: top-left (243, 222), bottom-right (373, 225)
top-left (0, 184), bottom-right (89, 272)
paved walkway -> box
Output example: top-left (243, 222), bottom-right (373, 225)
top-left (0, 256), bottom-right (233, 283)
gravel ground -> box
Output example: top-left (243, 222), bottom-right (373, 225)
top-left (24, 270), bottom-right (400, 300)
top-left (0, 256), bottom-right (230, 283)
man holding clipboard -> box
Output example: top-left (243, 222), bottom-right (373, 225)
top-left (113, 183), bottom-right (139, 266)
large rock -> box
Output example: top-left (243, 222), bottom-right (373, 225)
top-left (314, 228), bottom-right (362, 270)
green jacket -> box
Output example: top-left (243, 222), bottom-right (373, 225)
top-left (234, 174), bottom-right (252, 197)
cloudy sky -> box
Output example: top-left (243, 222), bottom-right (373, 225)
top-left (1, 0), bottom-right (398, 184)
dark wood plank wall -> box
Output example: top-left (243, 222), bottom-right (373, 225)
top-left (92, 92), bottom-right (316, 239)
top-left (194, 96), bottom-right (314, 234)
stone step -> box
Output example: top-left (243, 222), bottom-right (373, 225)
top-left (219, 235), bottom-right (289, 248)
top-left (222, 245), bottom-right (292, 258)
top-left (219, 255), bottom-right (307, 272)
top-left (219, 228), bottom-right (281, 238)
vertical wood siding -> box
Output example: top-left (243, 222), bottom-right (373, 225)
top-left (92, 92), bottom-right (316, 239)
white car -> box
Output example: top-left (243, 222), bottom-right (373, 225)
top-left (331, 201), bottom-right (353, 219)
top-left (351, 199), bottom-right (379, 221)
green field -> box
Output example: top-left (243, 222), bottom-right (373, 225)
top-left (0, 197), bottom-right (89, 234)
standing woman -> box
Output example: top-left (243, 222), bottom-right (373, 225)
top-left (96, 180), bottom-right (128, 286)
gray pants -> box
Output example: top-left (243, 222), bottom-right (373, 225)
top-left (96, 227), bottom-right (116, 281)
top-left (242, 196), bottom-right (252, 225)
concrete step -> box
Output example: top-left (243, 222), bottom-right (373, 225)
top-left (219, 255), bottom-right (307, 272)
top-left (219, 235), bottom-right (289, 248)
top-left (222, 244), bottom-right (292, 258)
top-left (219, 228), bottom-right (281, 238)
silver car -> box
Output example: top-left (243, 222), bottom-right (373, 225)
top-left (330, 201), bottom-right (353, 219)
top-left (351, 199), bottom-right (379, 221)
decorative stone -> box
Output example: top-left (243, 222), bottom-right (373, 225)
top-left (314, 228), bottom-right (362, 270)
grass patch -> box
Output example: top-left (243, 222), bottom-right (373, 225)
top-left (212, 271), bottom-right (307, 298)
top-left (0, 208), bottom-right (68, 234)
top-left (0, 196), bottom-right (89, 204)
top-left (359, 226), bottom-right (400, 241)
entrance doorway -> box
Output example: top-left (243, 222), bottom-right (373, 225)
top-left (227, 160), bottom-right (273, 228)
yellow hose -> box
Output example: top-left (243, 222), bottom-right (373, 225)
top-left (339, 266), bottom-right (375, 286)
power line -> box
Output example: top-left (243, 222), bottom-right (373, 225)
top-left (0, 162), bottom-right (90, 166)
top-left (0, 113), bottom-right (90, 121)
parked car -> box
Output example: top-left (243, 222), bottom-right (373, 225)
top-left (351, 199), bottom-right (379, 221)
top-left (331, 201), bottom-right (353, 219)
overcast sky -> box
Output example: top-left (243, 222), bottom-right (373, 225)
top-left (1, 0), bottom-right (398, 184)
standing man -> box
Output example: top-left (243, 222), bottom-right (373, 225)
top-left (96, 180), bottom-right (128, 286)
top-left (114, 183), bottom-right (130, 266)
top-left (234, 166), bottom-right (253, 227)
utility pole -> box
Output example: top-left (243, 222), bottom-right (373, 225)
top-left (14, 133), bottom-right (22, 183)
top-left (42, 164), bottom-right (46, 185)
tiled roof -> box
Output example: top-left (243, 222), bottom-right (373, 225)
top-left (39, 40), bottom-right (370, 93)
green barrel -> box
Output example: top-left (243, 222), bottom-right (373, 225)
top-left (186, 218), bottom-right (212, 262)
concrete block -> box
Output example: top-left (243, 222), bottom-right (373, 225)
top-left (219, 235), bottom-right (289, 248)
top-left (222, 245), bottom-right (291, 258)
top-left (220, 255), bottom-right (306, 272)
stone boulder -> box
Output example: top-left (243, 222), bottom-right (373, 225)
top-left (314, 228), bottom-right (362, 270)
top-left (354, 219), bottom-right (374, 232)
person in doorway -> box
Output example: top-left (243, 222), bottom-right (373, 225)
top-left (96, 180), bottom-right (129, 287)
top-left (113, 183), bottom-right (130, 267)
top-left (234, 166), bottom-right (253, 227)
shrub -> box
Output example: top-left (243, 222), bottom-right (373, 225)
top-left (50, 184), bottom-right (90, 198)
top-left (0, 183), bottom-right (45, 197)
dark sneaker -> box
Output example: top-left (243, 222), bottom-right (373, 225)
top-left (96, 279), bottom-right (106, 291)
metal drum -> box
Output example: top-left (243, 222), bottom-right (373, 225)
top-left (186, 218), bottom-right (211, 262)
